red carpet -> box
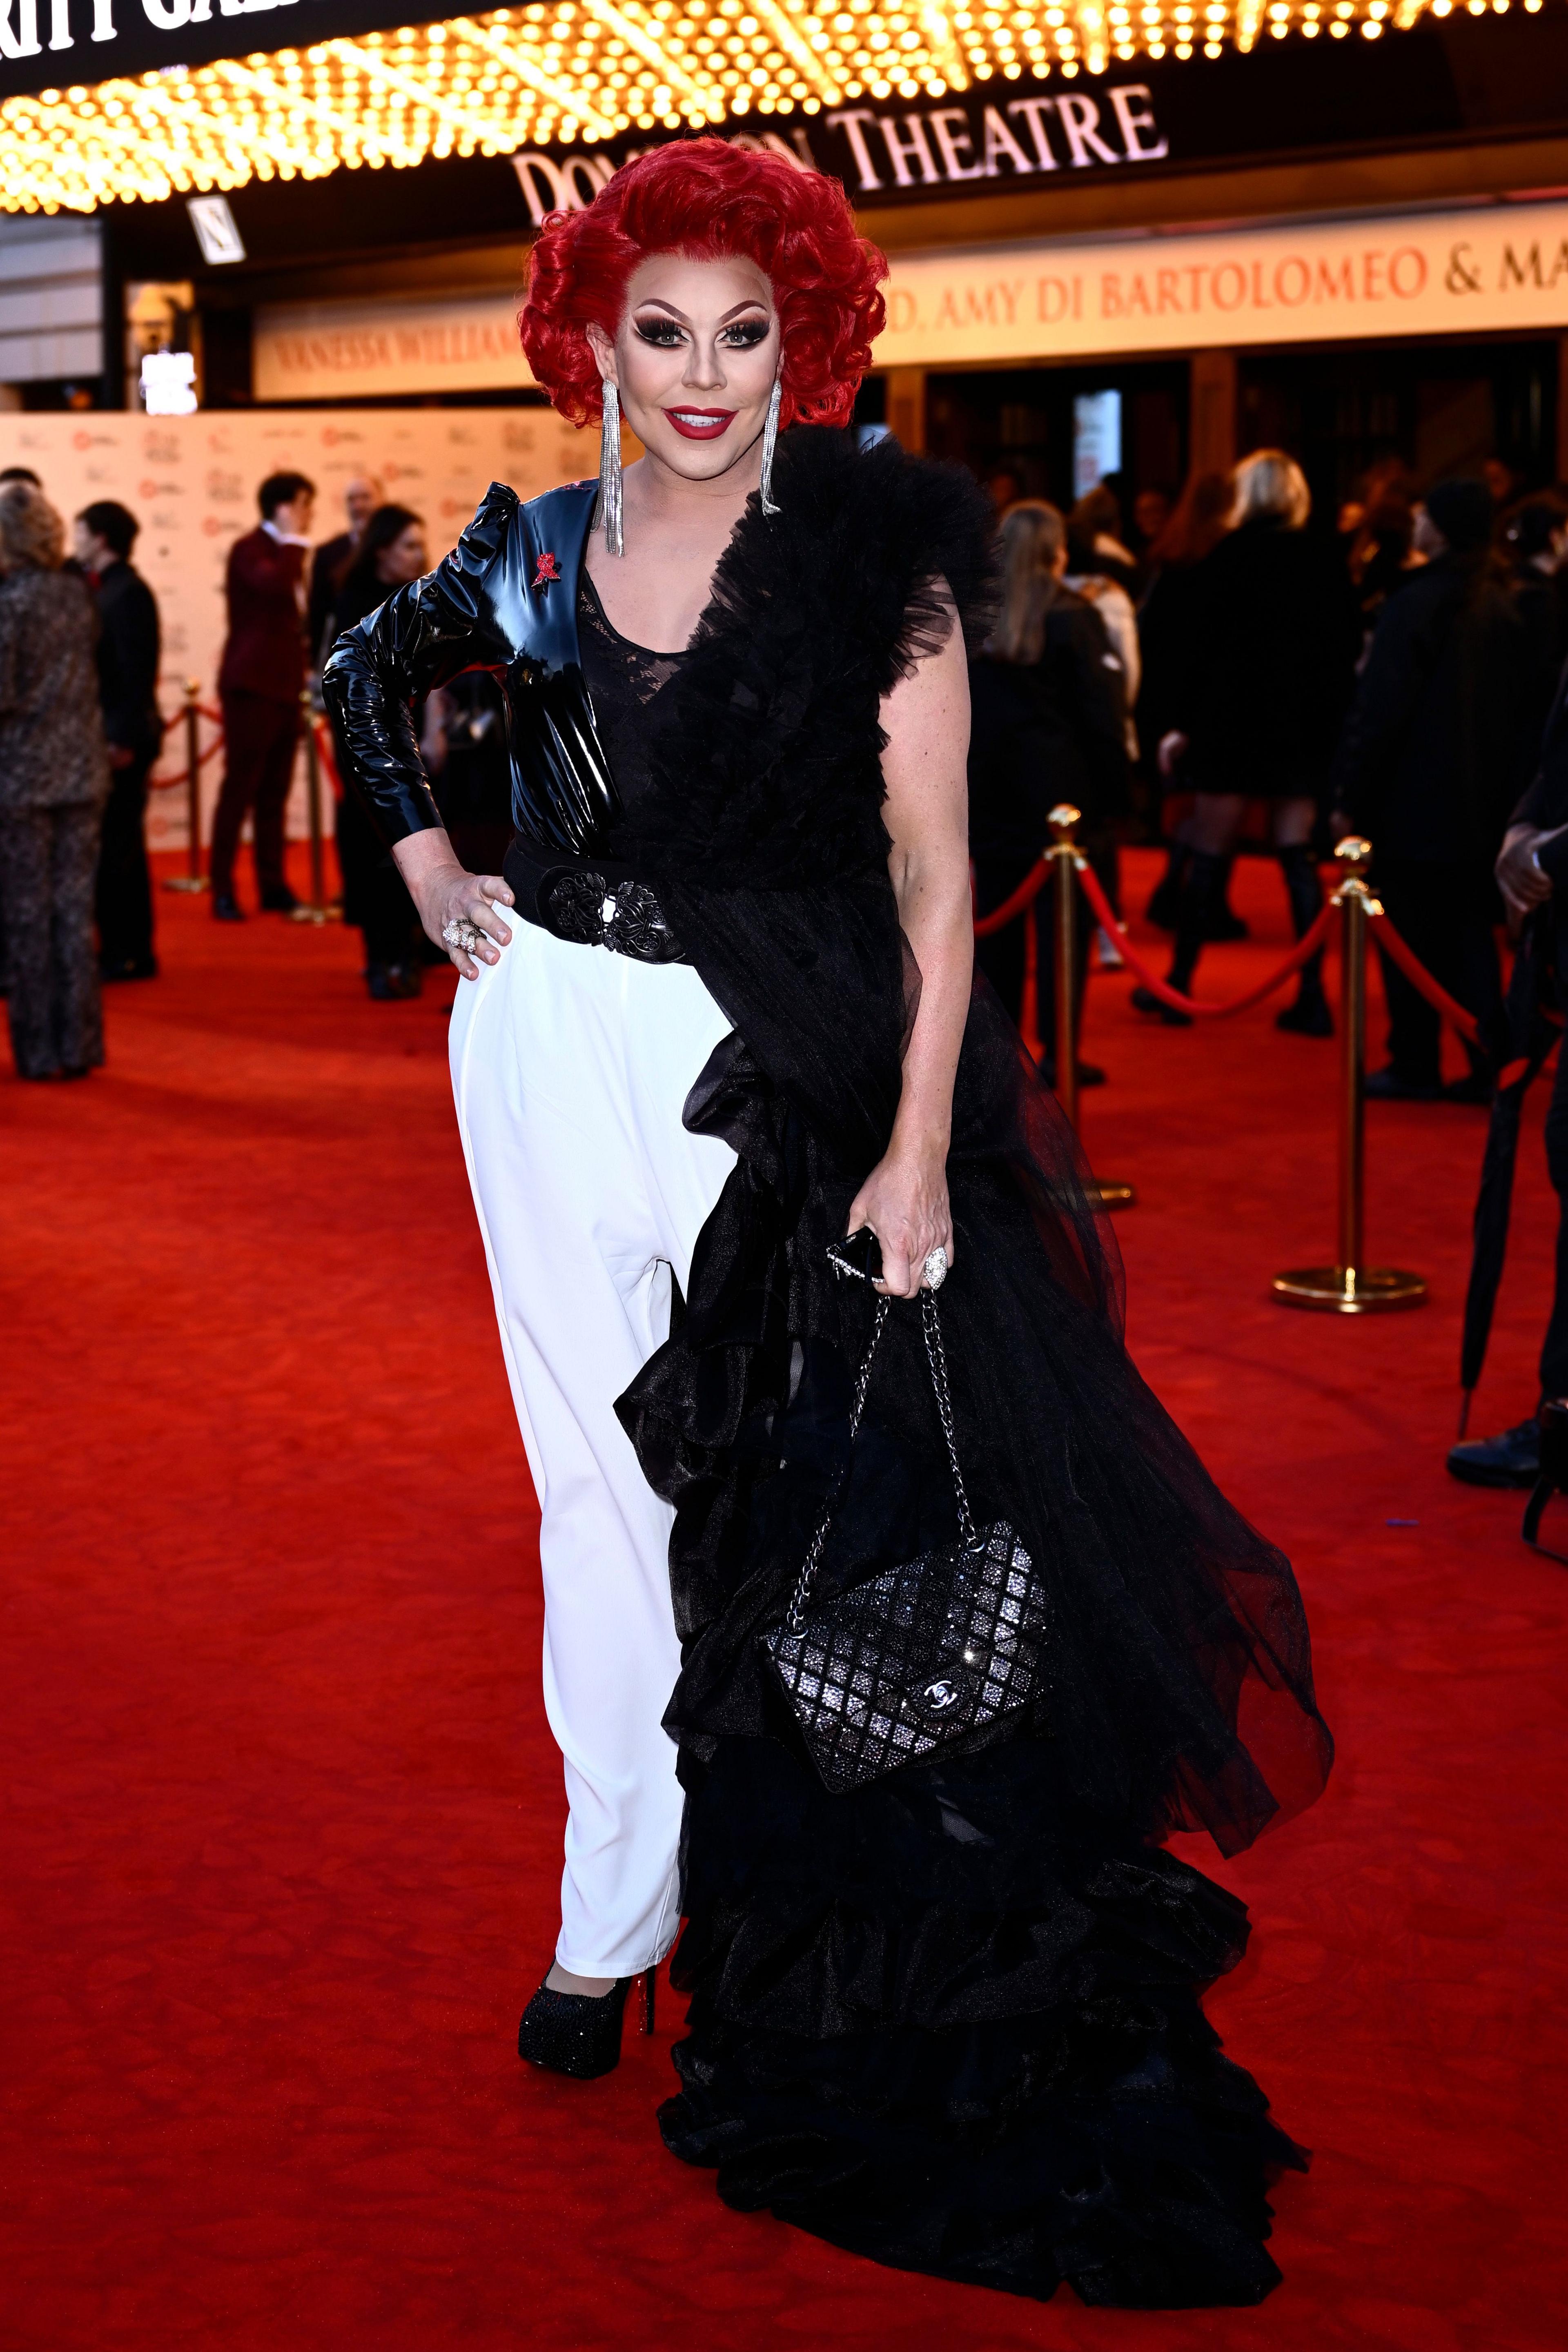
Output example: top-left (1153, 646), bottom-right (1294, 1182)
top-left (2, 848), bottom-right (1565, 2351)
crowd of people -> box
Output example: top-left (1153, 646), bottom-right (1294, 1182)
top-left (0, 466), bottom-right (161, 1080)
top-left (0, 461), bottom-right (517, 1068)
top-left (969, 447), bottom-right (1565, 1104)
top-left (967, 445), bottom-right (1568, 1492)
top-left (0, 436), bottom-right (1561, 1099)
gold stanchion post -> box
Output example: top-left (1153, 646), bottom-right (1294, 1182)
top-left (1273, 836), bottom-right (1425, 1312)
top-left (1047, 803), bottom-right (1134, 1211)
top-left (164, 678), bottom-right (208, 893)
top-left (289, 689), bottom-right (335, 926)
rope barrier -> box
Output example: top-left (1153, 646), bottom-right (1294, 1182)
top-left (1365, 908), bottom-right (1482, 1047)
top-left (1073, 858), bottom-right (1335, 1017)
top-left (1001, 844), bottom-right (1489, 1052)
top-left (149, 735), bottom-right (225, 791)
top-left (973, 858), bottom-right (1050, 938)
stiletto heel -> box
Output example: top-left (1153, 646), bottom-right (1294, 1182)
top-left (642, 1964), bottom-right (657, 2036)
top-left (517, 1973), bottom-right (633, 2080)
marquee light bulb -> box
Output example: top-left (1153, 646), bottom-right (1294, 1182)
top-left (0, 0), bottom-right (1490, 214)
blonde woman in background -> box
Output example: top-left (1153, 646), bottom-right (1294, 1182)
top-left (1134, 448), bottom-right (1360, 1032)
top-left (0, 481), bottom-right (109, 1081)
top-left (968, 498), bottom-right (1130, 1085)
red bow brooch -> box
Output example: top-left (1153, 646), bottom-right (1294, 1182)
top-left (532, 551), bottom-right (561, 588)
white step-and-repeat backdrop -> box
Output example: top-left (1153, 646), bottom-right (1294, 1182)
top-left (0, 405), bottom-right (592, 849)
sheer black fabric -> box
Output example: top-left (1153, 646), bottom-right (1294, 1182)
top-left (606, 432), bottom-right (1331, 2307)
top-left (577, 571), bottom-right (691, 812)
top-left (326, 428), bottom-right (1332, 2306)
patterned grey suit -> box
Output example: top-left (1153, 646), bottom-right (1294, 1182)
top-left (0, 566), bottom-right (111, 1078)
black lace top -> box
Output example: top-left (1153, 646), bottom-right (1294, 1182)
top-left (577, 569), bottom-right (691, 814)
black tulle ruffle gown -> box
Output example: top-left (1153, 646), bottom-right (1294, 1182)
top-left (604, 433), bottom-right (1333, 2309)
top-left (328, 427), bottom-right (1333, 2307)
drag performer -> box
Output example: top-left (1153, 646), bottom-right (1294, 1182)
top-left (325, 141), bottom-right (1331, 2309)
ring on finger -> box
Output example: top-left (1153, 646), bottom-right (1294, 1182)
top-left (442, 916), bottom-right (486, 953)
top-left (921, 1247), bottom-right (949, 1292)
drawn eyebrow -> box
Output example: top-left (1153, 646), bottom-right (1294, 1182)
top-left (630, 298), bottom-right (771, 325)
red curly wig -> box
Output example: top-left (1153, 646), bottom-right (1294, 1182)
top-left (520, 138), bottom-right (887, 432)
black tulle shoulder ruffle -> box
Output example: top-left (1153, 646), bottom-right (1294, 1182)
top-left (607, 426), bottom-right (999, 895)
top-left (604, 434), bottom-right (1330, 2307)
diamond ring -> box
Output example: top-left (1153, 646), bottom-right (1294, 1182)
top-left (442, 916), bottom-right (485, 953)
top-left (922, 1247), bottom-right (949, 1292)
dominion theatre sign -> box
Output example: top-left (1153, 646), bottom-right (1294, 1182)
top-left (510, 84), bottom-right (1168, 227)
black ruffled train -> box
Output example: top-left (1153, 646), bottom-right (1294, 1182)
top-left (665, 1737), bottom-right (1303, 2309)
top-left (599, 430), bottom-right (1333, 2308)
top-left (619, 1005), bottom-right (1329, 2309)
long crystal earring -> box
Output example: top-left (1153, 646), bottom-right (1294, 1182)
top-left (759, 373), bottom-right (782, 518)
top-left (598, 377), bottom-right (625, 557)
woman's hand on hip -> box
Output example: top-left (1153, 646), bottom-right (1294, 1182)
top-left (392, 828), bottom-right (514, 979)
top-left (848, 1141), bottom-right (953, 1300)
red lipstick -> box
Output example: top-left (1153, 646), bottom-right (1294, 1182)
top-left (664, 407), bottom-right (736, 441)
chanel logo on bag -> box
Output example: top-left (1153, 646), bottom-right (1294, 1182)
top-left (917, 1677), bottom-right (964, 1717)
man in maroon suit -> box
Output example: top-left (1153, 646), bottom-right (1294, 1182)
top-left (210, 470), bottom-right (315, 919)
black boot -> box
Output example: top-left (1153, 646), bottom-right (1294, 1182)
top-left (1145, 843), bottom-right (1187, 931)
top-left (1275, 844), bottom-right (1333, 1036)
top-left (1207, 857), bottom-right (1250, 942)
top-left (1133, 848), bottom-right (1228, 1027)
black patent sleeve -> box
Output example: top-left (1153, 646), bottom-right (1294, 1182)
top-left (321, 483), bottom-right (517, 846)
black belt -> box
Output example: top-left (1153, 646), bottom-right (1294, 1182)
top-left (502, 835), bottom-right (686, 966)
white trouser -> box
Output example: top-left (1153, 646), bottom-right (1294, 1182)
top-left (449, 915), bottom-right (736, 1976)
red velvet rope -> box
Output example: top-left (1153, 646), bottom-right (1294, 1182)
top-left (149, 737), bottom-right (225, 791)
top-left (151, 706), bottom-right (332, 795)
top-left (1366, 908), bottom-right (1481, 1046)
top-left (973, 857), bottom-right (1050, 938)
top-left (150, 702), bottom-right (227, 790)
top-left (1074, 858), bottom-right (1336, 1018)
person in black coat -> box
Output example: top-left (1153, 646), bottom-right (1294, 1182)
top-left (1136, 469), bottom-right (1245, 939)
top-left (323, 504), bottom-right (430, 998)
top-left (1500, 492), bottom-right (1568, 750)
top-left (74, 501), bottom-right (163, 981)
top-left (307, 474), bottom-right (382, 673)
top-left (968, 499), bottom-right (1130, 1086)
top-left (1136, 450), bottom-right (1361, 1033)
top-left (1446, 666), bottom-right (1568, 1487)
top-left (1335, 479), bottom-right (1534, 1101)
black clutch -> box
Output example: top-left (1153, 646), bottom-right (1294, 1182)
top-left (760, 1274), bottom-right (1050, 1795)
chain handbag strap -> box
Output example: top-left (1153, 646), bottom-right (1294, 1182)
top-left (920, 1287), bottom-right (976, 1546)
top-left (784, 1289), bottom-right (973, 1636)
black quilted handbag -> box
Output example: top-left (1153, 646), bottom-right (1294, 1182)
top-left (760, 1283), bottom-right (1050, 1794)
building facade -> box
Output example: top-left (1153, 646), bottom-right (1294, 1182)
top-left (4, 11), bottom-right (1568, 514)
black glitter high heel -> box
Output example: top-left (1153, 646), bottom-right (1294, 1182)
top-left (516, 1965), bottom-right (657, 2079)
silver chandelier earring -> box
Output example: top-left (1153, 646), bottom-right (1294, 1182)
top-left (759, 373), bottom-right (783, 518)
top-left (598, 377), bottom-right (625, 557)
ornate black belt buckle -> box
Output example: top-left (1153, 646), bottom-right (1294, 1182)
top-left (540, 869), bottom-right (681, 964)
top-left (543, 868), bottom-right (612, 947)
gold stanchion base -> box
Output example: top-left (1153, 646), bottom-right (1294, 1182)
top-left (1091, 1179), bottom-right (1136, 1211)
top-left (164, 875), bottom-right (208, 894)
top-left (288, 903), bottom-right (339, 926)
top-left (1271, 1265), bottom-right (1427, 1314)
